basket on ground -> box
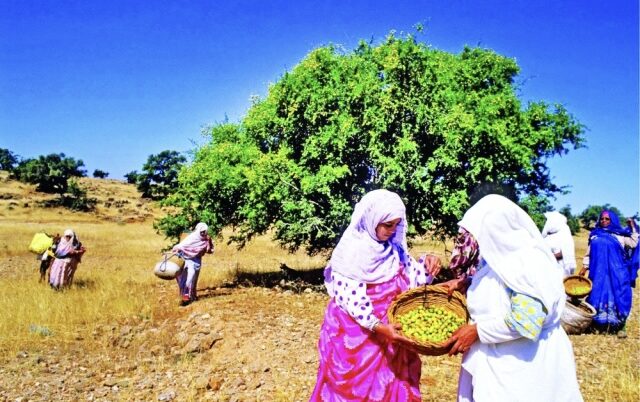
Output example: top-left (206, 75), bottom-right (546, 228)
top-left (560, 300), bottom-right (596, 335)
top-left (387, 285), bottom-right (469, 356)
top-left (154, 253), bottom-right (185, 280)
top-left (563, 275), bottom-right (592, 298)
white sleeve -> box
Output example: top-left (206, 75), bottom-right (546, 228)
top-left (331, 271), bottom-right (380, 331)
top-left (476, 317), bottom-right (522, 344)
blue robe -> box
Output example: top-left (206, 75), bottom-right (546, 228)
top-left (586, 211), bottom-right (635, 329)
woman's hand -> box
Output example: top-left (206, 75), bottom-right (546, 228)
top-left (578, 266), bottom-right (588, 276)
top-left (444, 323), bottom-right (478, 356)
top-left (423, 254), bottom-right (442, 278)
top-left (373, 322), bottom-right (415, 347)
top-left (441, 277), bottom-right (470, 297)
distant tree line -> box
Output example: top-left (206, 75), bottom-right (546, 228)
top-left (0, 147), bottom-right (187, 211)
top-left (0, 149), bottom-right (96, 211)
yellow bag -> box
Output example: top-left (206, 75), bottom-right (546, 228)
top-left (29, 232), bottom-right (53, 254)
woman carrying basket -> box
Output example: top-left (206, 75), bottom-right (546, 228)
top-left (172, 222), bottom-right (213, 306)
top-left (310, 189), bottom-right (441, 401)
top-left (49, 229), bottom-right (85, 290)
top-left (442, 195), bottom-right (582, 402)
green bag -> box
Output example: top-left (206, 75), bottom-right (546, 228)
top-left (29, 232), bottom-right (53, 254)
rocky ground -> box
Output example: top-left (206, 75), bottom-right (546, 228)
top-left (1, 274), bottom-right (638, 402)
top-left (0, 279), bottom-right (330, 402)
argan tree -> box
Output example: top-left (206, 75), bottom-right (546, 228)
top-left (137, 150), bottom-right (186, 200)
top-left (13, 153), bottom-right (86, 194)
top-left (158, 34), bottom-right (584, 253)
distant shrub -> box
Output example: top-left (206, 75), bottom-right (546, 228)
top-left (59, 180), bottom-right (97, 211)
top-left (0, 148), bottom-right (19, 171)
top-left (93, 169), bottom-right (109, 178)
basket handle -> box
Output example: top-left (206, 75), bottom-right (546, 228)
top-left (421, 283), bottom-right (429, 308)
top-left (159, 252), bottom-right (179, 273)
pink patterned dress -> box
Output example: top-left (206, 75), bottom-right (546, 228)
top-left (310, 265), bottom-right (421, 402)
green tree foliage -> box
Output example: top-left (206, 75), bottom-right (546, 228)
top-left (124, 170), bottom-right (139, 184)
top-left (558, 205), bottom-right (581, 235)
top-left (137, 150), bottom-right (186, 200)
top-left (519, 195), bottom-right (553, 231)
top-left (579, 204), bottom-right (626, 230)
top-left (92, 169), bottom-right (109, 178)
top-left (12, 153), bottom-right (86, 194)
top-left (0, 148), bottom-right (19, 171)
top-left (159, 34), bottom-right (585, 253)
top-left (60, 179), bottom-right (97, 211)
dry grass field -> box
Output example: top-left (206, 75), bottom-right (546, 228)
top-left (0, 172), bottom-right (638, 401)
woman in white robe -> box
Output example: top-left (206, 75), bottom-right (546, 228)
top-left (443, 195), bottom-right (583, 402)
top-left (542, 211), bottom-right (577, 277)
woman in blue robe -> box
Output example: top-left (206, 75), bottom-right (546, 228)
top-left (579, 210), bottom-right (638, 337)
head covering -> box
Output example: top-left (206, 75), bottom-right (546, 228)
top-left (448, 228), bottom-right (480, 278)
top-left (542, 211), bottom-right (576, 275)
top-left (541, 211), bottom-right (567, 236)
top-left (328, 189), bottom-right (409, 284)
top-left (195, 222), bottom-right (208, 234)
top-left (175, 222), bottom-right (211, 258)
top-left (55, 229), bottom-right (77, 257)
top-left (592, 210), bottom-right (632, 237)
top-left (459, 195), bottom-right (565, 322)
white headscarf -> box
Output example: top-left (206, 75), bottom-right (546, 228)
top-left (55, 229), bottom-right (77, 257)
top-left (329, 189), bottom-right (409, 283)
top-left (542, 211), bottom-right (576, 275)
top-left (174, 222), bottom-right (211, 258)
top-left (459, 195), bottom-right (565, 322)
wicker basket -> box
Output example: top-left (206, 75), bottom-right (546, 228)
top-left (387, 285), bottom-right (469, 356)
top-left (563, 275), bottom-right (592, 298)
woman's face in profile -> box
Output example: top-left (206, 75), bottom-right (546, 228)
top-left (375, 218), bottom-right (401, 242)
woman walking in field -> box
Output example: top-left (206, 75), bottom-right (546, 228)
top-left (442, 195), bottom-right (582, 402)
top-left (49, 229), bottom-right (85, 290)
top-left (310, 189), bottom-right (440, 401)
top-left (579, 210), bottom-right (638, 337)
top-left (172, 222), bottom-right (213, 306)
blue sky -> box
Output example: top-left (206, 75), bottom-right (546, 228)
top-left (1, 0), bottom-right (638, 217)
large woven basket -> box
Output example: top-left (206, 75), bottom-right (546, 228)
top-left (563, 275), bottom-right (592, 298)
top-left (387, 285), bottom-right (469, 356)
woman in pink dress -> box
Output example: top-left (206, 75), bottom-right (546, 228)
top-left (49, 229), bottom-right (85, 290)
top-left (172, 222), bottom-right (213, 305)
top-left (310, 189), bottom-right (440, 401)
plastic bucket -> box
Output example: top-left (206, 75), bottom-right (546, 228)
top-left (560, 300), bottom-right (596, 335)
top-left (154, 254), bottom-right (185, 280)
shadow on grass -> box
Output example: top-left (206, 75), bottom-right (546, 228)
top-left (222, 263), bottom-right (326, 293)
top-left (71, 278), bottom-right (98, 290)
top-left (194, 287), bottom-right (234, 301)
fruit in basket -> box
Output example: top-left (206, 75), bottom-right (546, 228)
top-left (566, 284), bottom-right (591, 295)
top-left (398, 306), bottom-right (466, 343)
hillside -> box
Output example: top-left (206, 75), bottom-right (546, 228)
top-left (0, 174), bottom-right (637, 401)
top-left (0, 171), bottom-right (162, 224)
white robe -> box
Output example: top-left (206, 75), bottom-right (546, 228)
top-left (457, 262), bottom-right (583, 402)
top-left (542, 212), bottom-right (577, 277)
